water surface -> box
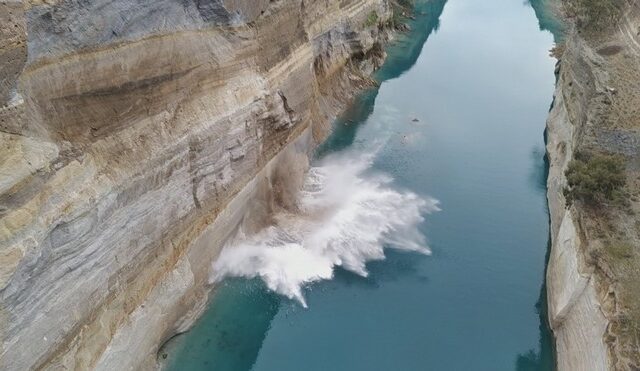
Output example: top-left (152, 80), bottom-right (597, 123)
top-left (167, 0), bottom-right (560, 369)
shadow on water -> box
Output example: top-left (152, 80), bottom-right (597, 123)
top-left (165, 3), bottom-right (448, 370)
top-left (529, 145), bottom-right (549, 194)
top-left (517, 1), bottom-right (566, 366)
top-left (165, 279), bottom-right (282, 371)
top-left (515, 239), bottom-right (556, 371)
top-left (527, 0), bottom-right (566, 42)
top-left (519, 110), bottom-right (556, 370)
top-left (315, 0), bottom-right (448, 158)
top-left (164, 251), bottom-right (432, 371)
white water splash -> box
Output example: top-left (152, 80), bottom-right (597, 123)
top-left (211, 151), bottom-right (439, 307)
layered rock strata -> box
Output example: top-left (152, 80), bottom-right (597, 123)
top-left (0, 1), bottom-right (396, 369)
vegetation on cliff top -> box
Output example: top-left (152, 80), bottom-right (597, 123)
top-left (563, 151), bottom-right (627, 207)
top-left (556, 0), bottom-right (640, 366)
top-left (566, 150), bottom-right (639, 368)
top-left (364, 10), bottom-right (380, 27)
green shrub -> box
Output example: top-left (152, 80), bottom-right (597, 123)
top-left (563, 152), bottom-right (626, 206)
top-left (608, 241), bottom-right (634, 260)
top-left (364, 10), bottom-right (379, 28)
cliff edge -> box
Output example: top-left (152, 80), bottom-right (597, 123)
top-left (0, 1), bottom-right (405, 369)
top-left (546, 0), bottom-right (640, 369)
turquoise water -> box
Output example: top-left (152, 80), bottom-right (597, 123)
top-left (166, 0), bottom-right (562, 370)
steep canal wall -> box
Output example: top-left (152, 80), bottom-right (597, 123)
top-left (546, 1), bottom-right (640, 369)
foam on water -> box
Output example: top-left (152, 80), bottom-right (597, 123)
top-left (211, 151), bottom-right (439, 307)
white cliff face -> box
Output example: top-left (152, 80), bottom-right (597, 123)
top-left (545, 31), bottom-right (610, 371)
top-left (0, 1), bottom-right (395, 369)
top-left (546, 4), bottom-right (640, 368)
top-left (546, 211), bottom-right (609, 371)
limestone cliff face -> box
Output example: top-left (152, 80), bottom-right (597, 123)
top-left (0, 1), bottom-right (395, 369)
top-left (546, 31), bottom-right (609, 371)
top-left (546, 2), bottom-right (640, 369)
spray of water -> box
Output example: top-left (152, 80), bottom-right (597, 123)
top-left (211, 151), bottom-right (439, 307)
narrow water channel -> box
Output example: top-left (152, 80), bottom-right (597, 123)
top-left (167, 0), bottom-right (561, 369)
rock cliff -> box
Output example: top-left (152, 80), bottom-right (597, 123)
top-left (0, 1), bottom-right (399, 369)
top-left (546, 1), bottom-right (640, 369)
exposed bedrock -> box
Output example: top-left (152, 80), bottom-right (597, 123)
top-left (0, 0), bottom-right (395, 369)
top-left (546, 30), bottom-right (608, 371)
top-left (546, 2), bottom-right (640, 369)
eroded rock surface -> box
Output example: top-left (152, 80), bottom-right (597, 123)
top-left (0, 1), bottom-right (395, 369)
top-left (546, 1), bottom-right (640, 369)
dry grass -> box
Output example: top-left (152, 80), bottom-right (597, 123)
top-left (564, 0), bottom-right (640, 366)
top-left (563, 0), bottom-right (624, 33)
top-left (580, 176), bottom-right (640, 368)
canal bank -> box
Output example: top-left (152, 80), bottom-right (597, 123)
top-left (166, 1), bottom-right (561, 369)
